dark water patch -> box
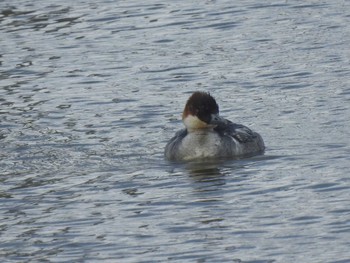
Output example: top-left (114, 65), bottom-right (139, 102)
top-left (153, 39), bottom-right (175, 43)
top-left (139, 65), bottom-right (199, 73)
top-left (304, 182), bottom-right (350, 193)
top-left (248, 3), bottom-right (290, 9)
top-left (244, 185), bottom-right (292, 196)
top-left (291, 4), bottom-right (329, 9)
top-left (332, 260), bottom-right (350, 263)
top-left (291, 216), bottom-right (322, 222)
top-left (329, 209), bottom-right (350, 214)
top-left (280, 82), bottom-right (311, 90)
top-left (198, 21), bottom-right (239, 30)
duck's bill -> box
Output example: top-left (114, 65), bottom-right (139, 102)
top-left (209, 114), bottom-right (227, 126)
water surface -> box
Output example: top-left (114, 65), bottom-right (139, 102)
top-left (1, 0), bottom-right (350, 262)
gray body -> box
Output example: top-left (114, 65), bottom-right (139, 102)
top-left (165, 120), bottom-right (265, 161)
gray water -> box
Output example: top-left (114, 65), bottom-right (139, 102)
top-left (1, 0), bottom-right (350, 262)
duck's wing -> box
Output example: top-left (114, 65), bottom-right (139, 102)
top-left (164, 128), bottom-right (187, 160)
top-left (214, 120), bottom-right (258, 143)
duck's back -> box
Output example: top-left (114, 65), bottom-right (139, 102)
top-left (215, 120), bottom-right (265, 157)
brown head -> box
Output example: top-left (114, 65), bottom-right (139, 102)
top-left (182, 91), bottom-right (224, 131)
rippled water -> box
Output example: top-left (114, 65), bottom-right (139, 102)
top-left (1, 0), bottom-right (350, 262)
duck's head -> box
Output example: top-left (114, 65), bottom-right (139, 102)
top-left (182, 91), bottom-right (225, 131)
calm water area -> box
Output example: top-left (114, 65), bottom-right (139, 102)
top-left (1, 0), bottom-right (350, 262)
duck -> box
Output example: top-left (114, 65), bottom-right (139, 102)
top-left (164, 91), bottom-right (265, 161)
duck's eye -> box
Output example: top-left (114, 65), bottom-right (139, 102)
top-left (199, 105), bottom-right (208, 112)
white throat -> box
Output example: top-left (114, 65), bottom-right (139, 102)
top-left (183, 115), bottom-right (214, 132)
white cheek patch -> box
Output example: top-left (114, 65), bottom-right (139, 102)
top-left (183, 115), bottom-right (208, 130)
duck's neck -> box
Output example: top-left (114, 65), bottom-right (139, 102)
top-left (186, 127), bottom-right (214, 134)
